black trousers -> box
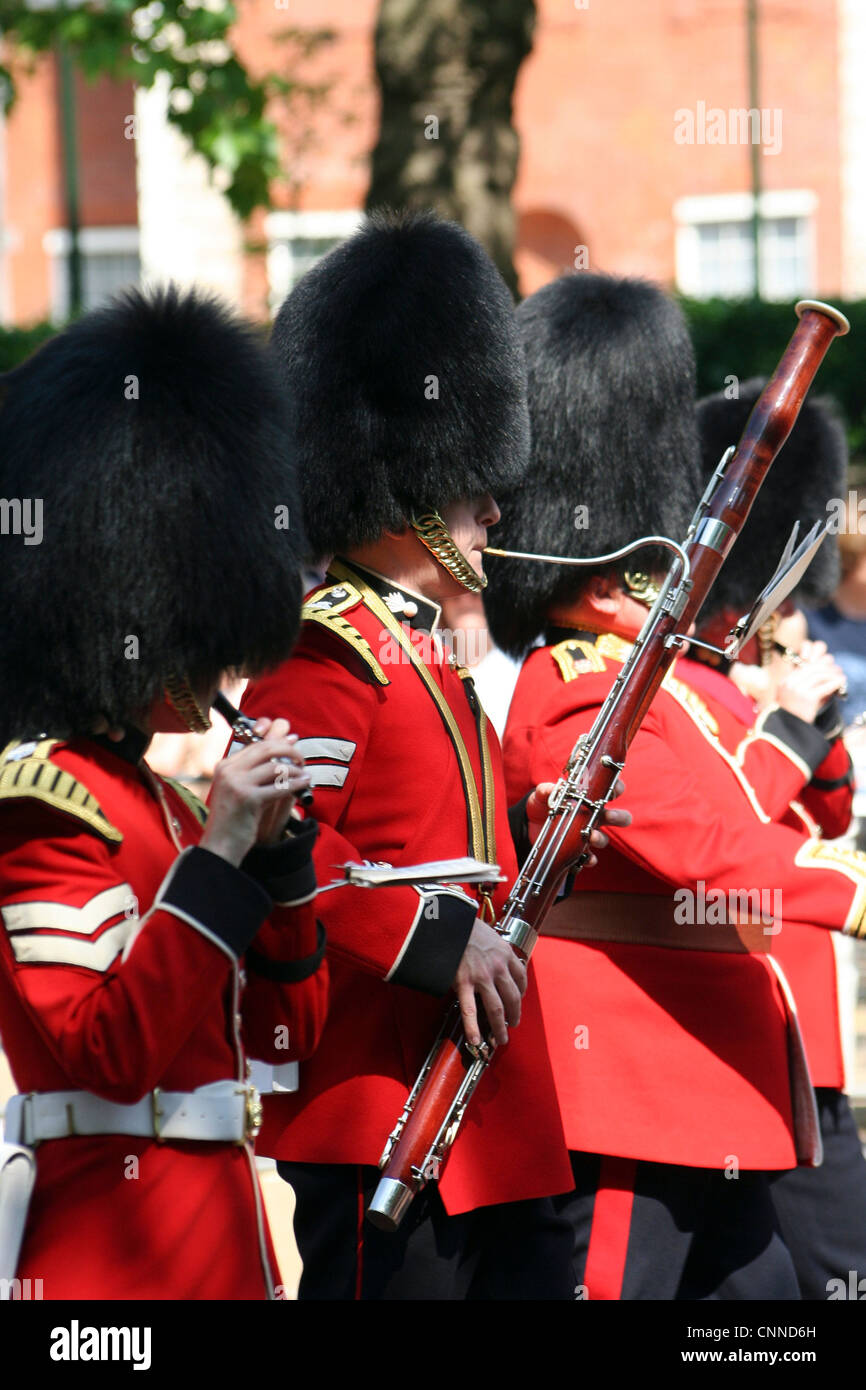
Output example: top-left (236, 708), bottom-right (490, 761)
top-left (278, 1160), bottom-right (574, 1300)
top-left (556, 1151), bottom-right (801, 1300)
top-left (770, 1089), bottom-right (866, 1300)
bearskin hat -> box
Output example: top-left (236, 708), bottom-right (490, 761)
top-left (270, 208), bottom-right (530, 557)
top-left (483, 273), bottom-right (701, 659)
top-left (695, 379), bottom-right (847, 623)
top-left (0, 285), bottom-right (306, 744)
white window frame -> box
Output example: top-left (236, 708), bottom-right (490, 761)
top-left (673, 190), bottom-right (817, 300)
top-left (265, 209), bottom-right (364, 313)
top-left (43, 225), bottom-right (140, 321)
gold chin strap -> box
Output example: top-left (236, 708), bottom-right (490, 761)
top-left (624, 570), bottom-right (662, 608)
top-left (411, 511), bottom-right (487, 594)
top-left (164, 675), bottom-right (212, 734)
top-left (757, 613), bottom-right (778, 668)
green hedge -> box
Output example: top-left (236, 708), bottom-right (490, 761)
top-left (680, 296), bottom-right (866, 472)
top-left (0, 321), bottom-right (56, 372)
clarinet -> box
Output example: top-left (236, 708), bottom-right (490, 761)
top-left (366, 299), bottom-right (850, 1232)
top-left (213, 691), bottom-right (314, 809)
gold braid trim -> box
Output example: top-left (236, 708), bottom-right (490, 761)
top-left (0, 740), bottom-right (122, 843)
top-left (411, 512), bottom-right (486, 593)
top-left (302, 581), bottom-right (389, 686)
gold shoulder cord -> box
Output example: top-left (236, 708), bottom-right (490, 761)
top-left (329, 559), bottom-right (495, 874)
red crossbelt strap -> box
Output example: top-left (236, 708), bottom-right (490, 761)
top-left (583, 1156), bottom-right (637, 1299)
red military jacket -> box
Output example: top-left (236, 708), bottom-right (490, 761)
top-left (677, 655), bottom-right (855, 1090)
top-left (503, 630), bottom-right (866, 1171)
top-left (242, 559), bottom-right (572, 1215)
top-left (0, 730), bottom-right (327, 1299)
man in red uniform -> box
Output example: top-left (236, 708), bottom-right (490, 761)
top-left (243, 211), bottom-right (626, 1300)
top-left (680, 383), bottom-right (866, 1299)
top-left (0, 288), bottom-right (327, 1299)
top-left (484, 272), bottom-right (866, 1299)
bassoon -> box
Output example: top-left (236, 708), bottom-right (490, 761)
top-left (366, 299), bottom-right (850, 1232)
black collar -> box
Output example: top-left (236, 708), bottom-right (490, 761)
top-left (335, 558), bottom-right (442, 634)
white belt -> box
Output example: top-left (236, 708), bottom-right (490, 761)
top-left (3, 1080), bottom-right (263, 1148)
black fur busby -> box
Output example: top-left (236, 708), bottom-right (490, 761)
top-left (695, 379), bottom-right (847, 622)
top-left (483, 273), bottom-right (701, 659)
top-left (0, 285), bottom-right (306, 743)
top-left (270, 208), bottom-right (530, 557)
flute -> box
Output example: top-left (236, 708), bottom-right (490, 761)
top-left (213, 692), bottom-right (314, 808)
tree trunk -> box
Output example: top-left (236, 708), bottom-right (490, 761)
top-left (366, 0), bottom-right (536, 296)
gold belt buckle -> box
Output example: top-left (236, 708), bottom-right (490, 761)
top-left (244, 1085), bottom-right (263, 1143)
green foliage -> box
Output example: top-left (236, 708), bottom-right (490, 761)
top-left (0, 1), bottom-right (334, 221)
top-left (681, 296), bottom-right (866, 468)
top-left (0, 320), bottom-right (55, 370)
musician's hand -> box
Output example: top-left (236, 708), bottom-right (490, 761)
top-left (453, 920), bottom-right (527, 1048)
top-left (526, 779), bottom-right (631, 864)
top-left (202, 718), bottom-right (311, 866)
top-left (775, 643), bottom-right (847, 724)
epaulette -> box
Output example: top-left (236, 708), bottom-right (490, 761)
top-left (0, 739), bottom-right (123, 843)
top-left (302, 581), bottom-right (390, 686)
top-left (161, 776), bottom-right (208, 827)
top-left (550, 637), bottom-right (608, 684)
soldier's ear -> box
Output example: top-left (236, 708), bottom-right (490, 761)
top-left (584, 574), bottom-right (623, 617)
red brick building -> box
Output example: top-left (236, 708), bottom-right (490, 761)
top-left (1, 0), bottom-right (862, 324)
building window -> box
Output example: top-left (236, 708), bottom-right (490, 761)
top-left (674, 191), bottom-right (816, 300)
top-left (44, 226), bottom-right (140, 320)
top-left (265, 210), bottom-right (364, 313)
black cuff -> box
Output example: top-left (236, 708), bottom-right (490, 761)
top-left (241, 818), bottom-right (318, 904)
top-left (247, 921), bottom-right (326, 983)
top-left (508, 792), bottom-right (532, 867)
top-left (814, 697), bottom-right (845, 742)
top-left (389, 891), bottom-right (477, 996)
top-left (760, 708), bottom-right (831, 776)
top-left (161, 846), bottom-right (271, 958)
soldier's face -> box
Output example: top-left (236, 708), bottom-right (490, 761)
top-left (440, 493), bottom-right (501, 583)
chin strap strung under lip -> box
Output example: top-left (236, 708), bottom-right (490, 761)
top-left (411, 511), bottom-right (487, 594)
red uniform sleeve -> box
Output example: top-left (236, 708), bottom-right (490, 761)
top-left (0, 805), bottom-right (273, 1103)
top-left (524, 689), bottom-right (866, 938)
top-left (735, 705), bottom-right (854, 837)
top-left (242, 629), bottom-right (477, 995)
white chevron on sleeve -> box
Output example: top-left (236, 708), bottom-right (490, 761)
top-left (9, 920), bottom-right (133, 970)
top-left (2, 884), bottom-right (137, 971)
top-left (295, 737), bottom-right (357, 763)
top-left (2, 883), bottom-right (136, 936)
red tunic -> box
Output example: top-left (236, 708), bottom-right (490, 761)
top-left (503, 633), bottom-right (866, 1171)
top-left (243, 561), bottom-right (572, 1215)
top-left (677, 656), bottom-right (854, 1090)
top-left (0, 735), bottom-right (327, 1300)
